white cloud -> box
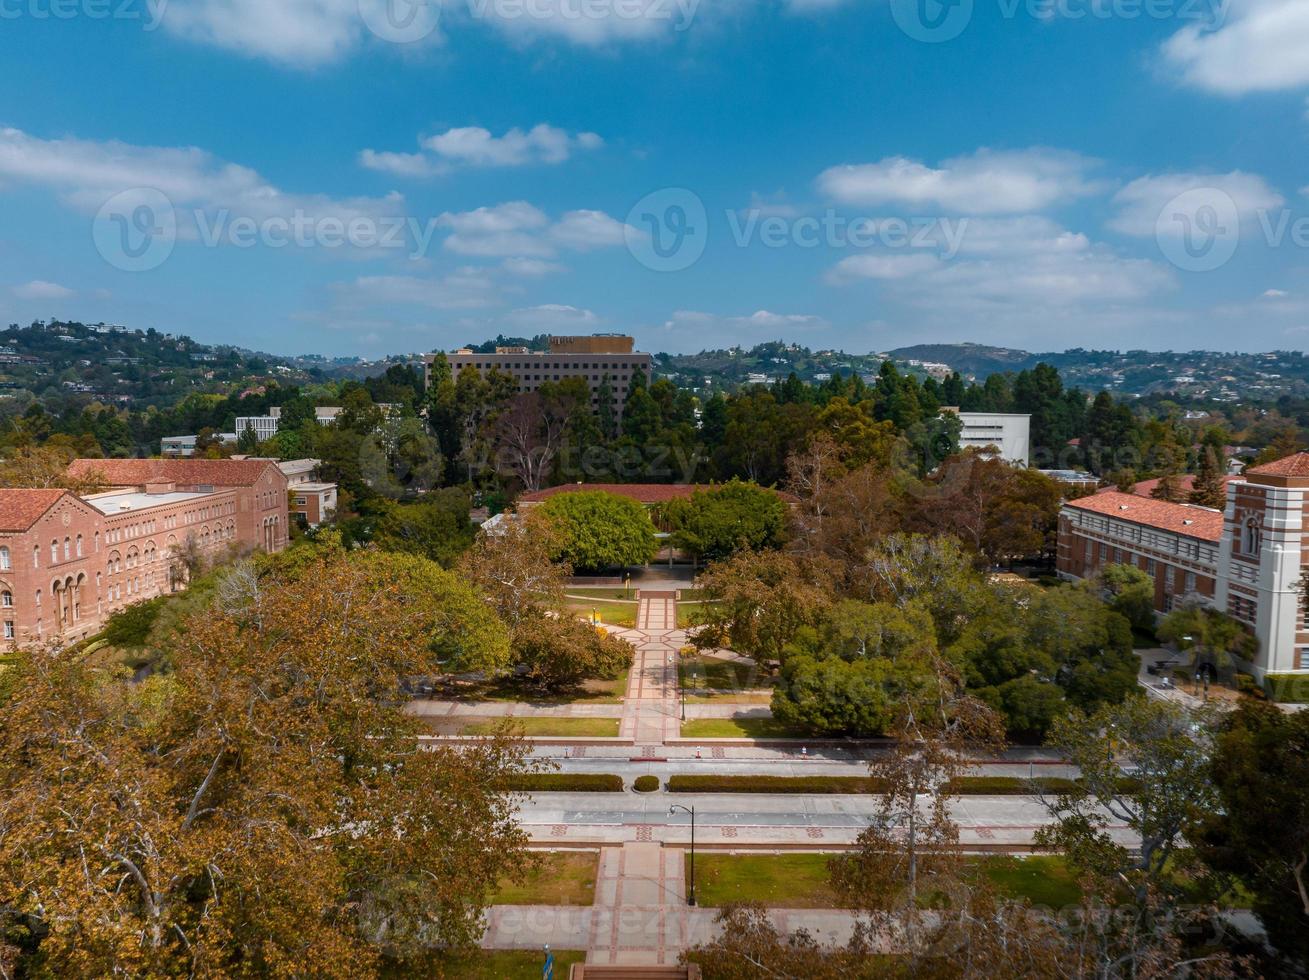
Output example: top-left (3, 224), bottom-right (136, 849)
top-left (358, 149), bottom-right (445, 179)
top-left (817, 148), bottom-right (1102, 214)
top-left (332, 268), bottom-right (500, 310)
top-left (424, 124), bottom-right (602, 167)
top-left (471, 0), bottom-right (702, 45)
top-left (1263, 288), bottom-right (1290, 298)
top-left (437, 201), bottom-right (630, 257)
top-left (502, 257), bottom-right (567, 277)
top-left (159, 0), bottom-right (386, 68)
top-left (13, 280), bottom-right (73, 300)
top-left (740, 192), bottom-right (802, 220)
top-left (1161, 0), bottom-right (1309, 95)
top-left (0, 127), bottom-right (405, 235)
top-left (1108, 171), bottom-right (1284, 237)
top-left (828, 254), bottom-right (940, 281)
top-left (549, 209), bottom-right (627, 249)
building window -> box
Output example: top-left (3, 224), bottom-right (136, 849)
top-left (0, 547), bottom-right (9, 571)
top-left (76, 535), bottom-right (83, 558)
top-left (35, 590), bottom-right (41, 607)
top-left (1147, 558), bottom-right (1156, 574)
top-left (32, 546), bottom-right (38, 569)
top-left (50, 541), bottom-right (58, 563)
top-left (4, 622), bottom-right (13, 640)
top-left (1244, 519), bottom-right (1262, 557)
top-left (1, 592), bottom-right (11, 608)
top-left (1185, 572), bottom-right (1197, 593)
top-left (63, 538), bottom-right (70, 561)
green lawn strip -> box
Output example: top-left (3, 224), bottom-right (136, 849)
top-left (491, 851), bottom-right (599, 906)
top-left (689, 853), bottom-right (1081, 910)
top-left (678, 656), bottom-right (774, 692)
top-left (427, 949), bottom-right (586, 979)
top-left (976, 856), bottom-right (1083, 908)
top-left (666, 774), bottom-right (1088, 795)
top-left (506, 773), bottom-right (624, 792)
top-left (690, 853), bottom-right (840, 909)
top-left (458, 717), bottom-right (622, 738)
top-left (566, 602), bottom-right (637, 628)
top-left (678, 718), bottom-right (803, 739)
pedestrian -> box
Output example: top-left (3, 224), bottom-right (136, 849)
top-left (801, 746), bottom-right (808, 759)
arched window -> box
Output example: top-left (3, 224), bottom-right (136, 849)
top-left (50, 540), bottom-right (58, 563)
top-left (76, 535), bottom-right (83, 558)
top-left (63, 537), bottom-right (70, 561)
top-left (1, 592), bottom-right (12, 608)
top-left (0, 547), bottom-right (9, 571)
top-left (94, 531), bottom-right (100, 552)
top-left (1245, 518), bottom-right (1262, 557)
top-left (35, 589), bottom-right (41, 607)
top-left (32, 545), bottom-right (38, 569)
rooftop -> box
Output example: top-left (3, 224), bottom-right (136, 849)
top-left (67, 457), bottom-right (279, 488)
top-left (87, 488), bottom-right (218, 515)
top-left (1064, 491), bottom-right (1224, 542)
top-left (0, 489), bottom-right (71, 532)
top-left (1247, 452), bottom-right (1309, 478)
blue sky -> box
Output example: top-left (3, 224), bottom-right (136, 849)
top-left (0, 0), bottom-right (1307, 358)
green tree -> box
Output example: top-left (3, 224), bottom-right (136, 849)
top-left (1190, 444), bottom-right (1227, 509)
top-left (1095, 562), bottom-right (1157, 633)
top-left (537, 491), bottom-right (657, 572)
top-left (661, 479), bottom-right (788, 563)
top-left (368, 490), bottom-right (475, 568)
top-left (237, 422), bottom-right (260, 455)
top-left (1201, 702), bottom-right (1309, 966)
top-left (514, 613), bottom-right (633, 691)
top-left (1157, 603), bottom-right (1257, 676)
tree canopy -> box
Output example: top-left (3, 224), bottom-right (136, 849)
top-left (536, 491), bottom-right (657, 572)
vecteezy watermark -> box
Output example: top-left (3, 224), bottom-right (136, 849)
top-left (1155, 188), bottom-right (1309, 273)
top-left (0, 0), bottom-right (168, 27)
top-left (623, 188), bottom-right (968, 272)
top-left (727, 210), bottom-right (969, 258)
top-left (890, 0), bottom-right (1224, 43)
top-left (90, 187), bottom-right (455, 270)
top-left (624, 188), bottom-right (708, 273)
top-left (357, 0), bottom-right (442, 43)
top-left (93, 188), bottom-right (177, 273)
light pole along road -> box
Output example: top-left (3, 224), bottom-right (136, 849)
top-left (668, 803), bottom-right (696, 906)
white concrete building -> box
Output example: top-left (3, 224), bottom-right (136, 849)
top-left (952, 412), bottom-right (1031, 466)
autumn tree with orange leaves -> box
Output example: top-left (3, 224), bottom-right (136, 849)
top-left (0, 546), bottom-right (533, 978)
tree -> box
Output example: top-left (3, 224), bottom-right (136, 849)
top-left (660, 479), bottom-right (788, 563)
top-left (0, 445), bottom-right (107, 494)
top-left (458, 514), bottom-right (569, 633)
top-left (1037, 697), bottom-right (1216, 903)
top-left (1157, 603), bottom-right (1257, 677)
top-left (1201, 703), bottom-right (1309, 966)
top-left (1095, 562), bottom-right (1157, 633)
top-left (537, 491), bottom-right (657, 572)
top-left (368, 489), bottom-right (475, 568)
top-left (692, 550), bottom-right (834, 664)
top-left (1189, 444), bottom-right (1227, 509)
top-left (237, 422), bottom-right (260, 454)
top-left (0, 548), bottom-right (529, 977)
top-left (772, 600), bottom-right (939, 737)
top-left (514, 613), bottom-right (633, 691)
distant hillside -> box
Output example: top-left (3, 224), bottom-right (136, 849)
top-left (888, 344), bottom-right (1038, 376)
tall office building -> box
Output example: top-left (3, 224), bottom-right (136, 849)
top-left (425, 335), bottom-right (654, 416)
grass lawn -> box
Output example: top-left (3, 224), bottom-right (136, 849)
top-left (566, 601), bottom-right (637, 628)
top-left (566, 587), bottom-right (639, 601)
top-left (677, 602), bottom-right (710, 629)
top-left (429, 949), bottom-right (586, 979)
top-left (691, 853), bottom-right (840, 909)
top-left (690, 854), bottom-right (1082, 910)
top-left (678, 717), bottom-right (802, 739)
top-left (977, 856), bottom-right (1083, 908)
top-left (492, 851), bottom-right (599, 906)
top-left (456, 717), bottom-right (622, 737)
top-left (679, 655), bottom-right (772, 692)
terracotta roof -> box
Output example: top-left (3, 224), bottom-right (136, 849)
top-left (1247, 452), bottom-right (1309, 478)
top-left (0, 489), bottom-right (71, 532)
top-left (66, 458), bottom-right (279, 488)
top-left (518, 483), bottom-right (799, 505)
top-left (1064, 491), bottom-right (1224, 542)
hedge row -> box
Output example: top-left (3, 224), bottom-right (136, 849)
top-left (506, 773), bottom-right (624, 793)
top-left (665, 775), bottom-right (1115, 796)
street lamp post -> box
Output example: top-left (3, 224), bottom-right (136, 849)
top-left (669, 804), bottom-right (696, 906)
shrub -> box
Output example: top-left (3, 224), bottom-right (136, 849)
top-left (633, 775), bottom-right (660, 793)
top-left (505, 773), bottom-right (624, 793)
top-left (666, 774), bottom-right (1109, 796)
top-left (101, 596), bottom-right (167, 649)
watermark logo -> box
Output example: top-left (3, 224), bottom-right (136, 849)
top-left (358, 0), bottom-right (443, 43)
top-left (0, 0), bottom-right (169, 30)
top-left (93, 187), bottom-right (176, 273)
top-left (624, 187), bottom-right (707, 273)
top-left (1155, 187), bottom-right (1240, 273)
top-left (891, 0), bottom-right (973, 42)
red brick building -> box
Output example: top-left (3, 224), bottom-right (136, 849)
top-left (0, 459), bottom-right (288, 647)
top-left (1057, 452), bottom-right (1309, 679)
